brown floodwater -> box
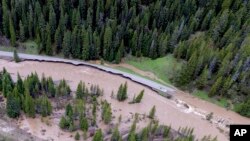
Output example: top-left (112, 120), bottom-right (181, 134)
top-left (0, 59), bottom-right (249, 141)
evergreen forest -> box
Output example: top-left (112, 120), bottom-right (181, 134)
top-left (0, 0), bottom-right (250, 117)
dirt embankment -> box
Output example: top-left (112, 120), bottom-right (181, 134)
top-left (0, 59), bottom-right (249, 141)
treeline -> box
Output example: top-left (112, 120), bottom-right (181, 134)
top-left (0, 0), bottom-right (250, 116)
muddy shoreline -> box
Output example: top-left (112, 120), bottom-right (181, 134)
top-left (0, 59), bottom-right (249, 141)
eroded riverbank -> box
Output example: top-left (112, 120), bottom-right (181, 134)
top-left (0, 59), bottom-right (249, 141)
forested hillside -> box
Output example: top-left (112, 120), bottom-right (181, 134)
top-left (0, 0), bottom-right (250, 117)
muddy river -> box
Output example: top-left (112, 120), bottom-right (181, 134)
top-left (0, 59), bottom-right (249, 141)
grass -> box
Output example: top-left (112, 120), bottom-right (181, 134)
top-left (125, 55), bottom-right (183, 84)
top-left (20, 40), bottom-right (38, 54)
top-left (0, 40), bottom-right (38, 54)
top-left (115, 66), bottom-right (168, 86)
top-left (192, 90), bottom-right (229, 108)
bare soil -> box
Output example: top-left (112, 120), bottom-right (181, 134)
top-left (0, 59), bottom-right (249, 141)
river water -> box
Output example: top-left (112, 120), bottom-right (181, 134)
top-left (1, 59), bottom-right (249, 141)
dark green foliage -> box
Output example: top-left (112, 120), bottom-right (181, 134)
top-left (0, 70), bottom-right (62, 118)
top-left (134, 90), bottom-right (144, 103)
top-left (75, 132), bottom-right (80, 140)
top-left (2, 70), bottom-right (13, 97)
top-left (101, 100), bottom-right (112, 124)
top-left (117, 82), bottom-right (128, 101)
top-left (128, 120), bottom-right (137, 141)
top-left (19, 21), bottom-right (25, 42)
top-left (13, 50), bottom-right (20, 63)
top-left (36, 95), bottom-right (52, 117)
top-left (41, 75), bottom-right (56, 97)
top-left (208, 77), bottom-right (222, 97)
top-left (24, 72), bottom-right (40, 98)
top-left (65, 103), bottom-right (73, 117)
top-left (62, 31), bottom-right (71, 58)
top-left (148, 105), bottom-right (156, 119)
top-left (56, 79), bottom-right (71, 97)
top-left (59, 116), bottom-right (69, 129)
top-left (90, 84), bottom-right (102, 96)
top-left (59, 103), bottom-right (76, 131)
top-left (16, 73), bottom-right (24, 94)
top-left (196, 66), bottom-right (208, 89)
top-left (0, 0), bottom-right (249, 118)
top-left (6, 87), bottom-right (21, 118)
top-left (93, 129), bottom-right (103, 141)
top-left (163, 125), bottom-right (171, 138)
top-left (111, 126), bottom-right (121, 141)
top-left (80, 114), bottom-right (88, 131)
top-left (24, 88), bottom-right (35, 118)
top-left (235, 99), bottom-right (250, 117)
top-left (76, 81), bottom-right (84, 99)
top-left (45, 24), bottom-right (53, 56)
top-left (9, 17), bottom-right (16, 46)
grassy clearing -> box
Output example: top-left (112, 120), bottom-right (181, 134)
top-left (192, 90), bottom-right (229, 108)
top-left (20, 40), bottom-right (38, 54)
top-left (0, 40), bottom-right (38, 54)
top-left (115, 66), bottom-right (167, 86)
top-left (125, 55), bottom-right (183, 84)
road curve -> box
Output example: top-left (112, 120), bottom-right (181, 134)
top-left (0, 51), bottom-right (175, 96)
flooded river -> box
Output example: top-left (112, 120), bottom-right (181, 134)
top-left (0, 59), bottom-right (249, 141)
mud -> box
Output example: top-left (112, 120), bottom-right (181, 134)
top-left (1, 59), bottom-right (249, 141)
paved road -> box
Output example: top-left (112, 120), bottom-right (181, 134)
top-left (0, 51), bottom-right (175, 96)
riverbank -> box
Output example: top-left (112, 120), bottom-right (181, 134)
top-left (1, 59), bottom-right (249, 140)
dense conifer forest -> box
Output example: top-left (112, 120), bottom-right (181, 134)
top-left (0, 0), bottom-right (250, 117)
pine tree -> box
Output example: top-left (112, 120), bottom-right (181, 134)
top-left (24, 89), bottom-right (35, 118)
top-left (59, 116), bottom-right (69, 129)
top-left (75, 132), bottom-right (80, 140)
top-left (62, 30), bottom-right (71, 58)
top-left (148, 105), bottom-right (156, 119)
top-left (134, 90), bottom-right (144, 103)
top-left (2, 71), bottom-right (13, 97)
top-left (19, 21), bottom-right (25, 42)
top-left (102, 101), bottom-right (112, 124)
top-left (176, 51), bottom-right (198, 86)
top-left (36, 95), bottom-right (52, 117)
top-left (2, 0), bottom-right (9, 37)
top-left (122, 82), bottom-right (128, 100)
top-left (49, 4), bottom-right (56, 39)
top-left (208, 77), bottom-right (223, 97)
top-left (115, 48), bottom-right (122, 64)
top-left (196, 66), bottom-right (208, 89)
top-left (220, 76), bottom-right (232, 97)
top-left (103, 25), bottom-right (112, 60)
top-left (54, 27), bottom-right (62, 53)
top-left (131, 31), bottom-right (138, 56)
top-left (46, 24), bottom-right (53, 55)
top-left (80, 114), bottom-right (88, 131)
top-left (141, 126), bottom-right (149, 141)
top-left (93, 129), bottom-right (103, 141)
top-left (7, 87), bottom-right (21, 118)
top-left (86, 8), bottom-right (93, 27)
top-left (65, 103), bottom-right (73, 117)
top-left (16, 73), bottom-right (24, 95)
top-left (9, 17), bottom-right (16, 46)
top-left (111, 126), bottom-right (121, 141)
top-left (117, 84), bottom-right (123, 101)
top-left (13, 50), bottom-right (20, 63)
top-left (76, 81), bottom-right (84, 99)
top-left (128, 121), bottom-right (137, 141)
top-left (82, 27), bottom-right (90, 60)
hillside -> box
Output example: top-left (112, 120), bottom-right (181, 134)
top-left (0, 0), bottom-right (249, 117)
